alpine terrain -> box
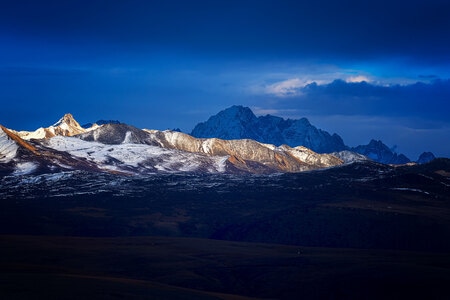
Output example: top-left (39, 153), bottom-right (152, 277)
top-left (0, 114), bottom-right (344, 176)
top-left (191, 105), bottom-right (347, 153)
top-left (1, 111), bottom-right (449, 299)
top-left (191, 105), bottom-right (427, 164)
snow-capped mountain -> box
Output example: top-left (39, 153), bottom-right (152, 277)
top-left (1, 114), bottom-right (344, 176)
top-left (0, 124), bottom-right (102, 176)
top-left (351, 140), bottom-right (411, 165)
top-left (43, 136), bottom-right (228, 174)
top-left (2, 111), bottom-right (436, 176)
top-left (74, 122), bottom-right (343, 173)
top-left (13, 113), bottom-right (96, 140)
top-left (191, 106), bottom-right (347, 153)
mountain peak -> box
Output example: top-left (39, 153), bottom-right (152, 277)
top-left (352, 140), bottom-right (410, 164)
top-left (191, 105), bottom-right (346, 153)
top-left (217, 105), bottom-right (257, 122)
top-left (46, 113), bottom-right (85, 137)
top-left (53, 113), bottom-right (79, 127)
top-left (417, 151), bottom-right (436, 164)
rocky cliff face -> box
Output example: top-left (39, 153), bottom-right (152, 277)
top-left (191, 106), bottom-right (347, 153)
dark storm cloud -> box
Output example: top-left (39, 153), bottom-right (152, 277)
top-left (281, 79), bottom-right (450, 124)
top-left (1, 0), bottom-right (450, 62)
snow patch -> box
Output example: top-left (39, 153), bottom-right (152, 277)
top-left (44, 136), bottom-right (228, 174)
top-left (13, 162), bottom-right (38, 175)
top-left (122, 131), bottom-right (134, 144)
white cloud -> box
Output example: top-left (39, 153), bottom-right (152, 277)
top-left (346, 75), bottom-right (371, 83)
top-left (265, 78), bottom-right (324, 97)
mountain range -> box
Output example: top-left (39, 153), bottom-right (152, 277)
top-left (191, 105), bottom-right (347, 154)
top-left (0, 113), bottom-right (344, 176)
top-left (1, 109), bottom-right (449, 300)
top-left (192, 105), bottom-right (432, 164)
top-left (0, 107), bottom-right (436, 177)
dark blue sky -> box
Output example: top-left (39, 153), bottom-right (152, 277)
top-left (1, 0), bottom-right (450, 159)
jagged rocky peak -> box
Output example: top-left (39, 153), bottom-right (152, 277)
top-left (53, 113), bottom-right (79, 127)
top-left (50, 113), bottom-right (86, 137)
top-left (191, 106), bottom-right (260, 141)
top-left (191, 105), bottom-right (346, 153)
top-left (13, 113), bottom-right (87, 140)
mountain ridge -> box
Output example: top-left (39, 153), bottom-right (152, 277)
top-left (191, 105), bottom-right (347, 153)
top-left (1, 114), bottom-right (345, 176)
top-left (191, 105), bottom-right (426, 164)
top-left (1, 109), bottom-right (438, 177)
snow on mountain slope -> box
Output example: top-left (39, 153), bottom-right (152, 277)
top-left (0, 126), bottom-right (19, 162)
top-left (144, 129), bottom-right (343, 173)
top-left (44, 136), bottom-right (228, 174)
top-left (331, 150), bottom-right (369, 164)
top-left (78, 123), bottom-right (153, 145)
top-left (281, 145), bottom-right (343, 167)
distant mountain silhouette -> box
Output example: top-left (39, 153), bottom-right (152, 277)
top-left (351, 139), bottom-right (410, 164)
top-left (417, 151), bottom-right (436, 164)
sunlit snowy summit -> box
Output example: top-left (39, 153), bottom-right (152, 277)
top-left (0, 113), bottom-right (344, 176)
